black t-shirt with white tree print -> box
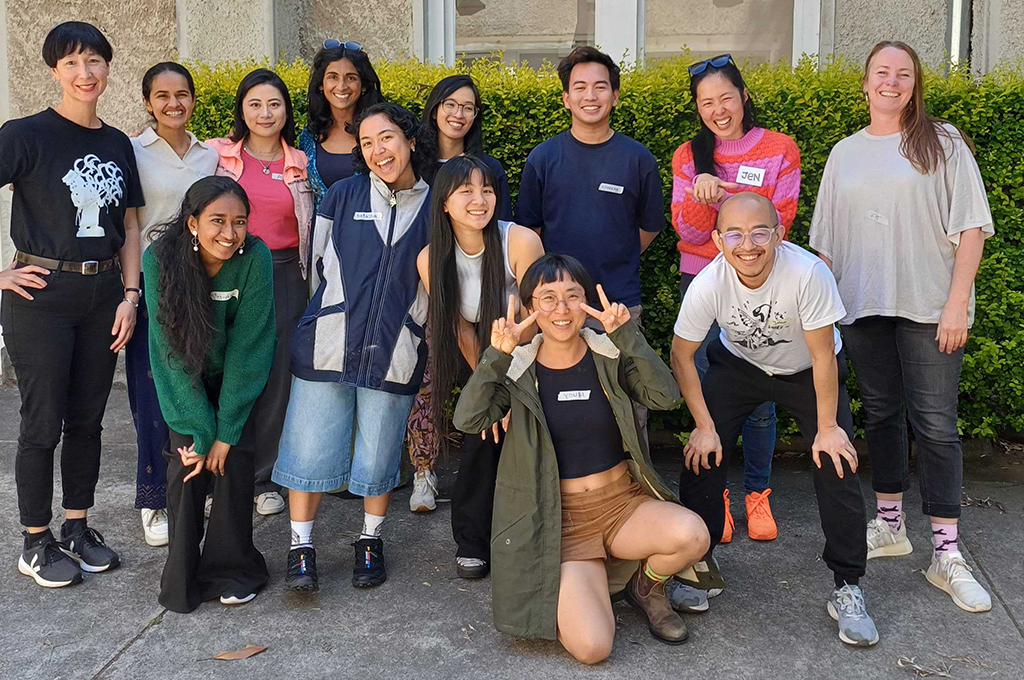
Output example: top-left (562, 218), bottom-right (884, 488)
top-left (0, 108), bottom-right (144, 261)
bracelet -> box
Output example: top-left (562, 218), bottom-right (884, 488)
top-left (125, 287), bottom-right (141, 295)
top-left (121, 297), bottom-right (139, 309)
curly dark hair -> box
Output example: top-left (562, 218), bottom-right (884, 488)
top-left (148, 176), bottom-right (252, 380)
top-left (306, 44), bottom-right (384, 143)
top-left (351, 102), bottom-right (435, 181)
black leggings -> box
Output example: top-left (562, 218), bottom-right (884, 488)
top-left (677, 339), bottom-right (867, 585)
top-left (160, 420), bottom-right (268, 613)
top-left (1, 267), bottom-right (121, 526)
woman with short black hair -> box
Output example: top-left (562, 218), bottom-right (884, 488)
top-left (1, 21), bottom-right (143, 588)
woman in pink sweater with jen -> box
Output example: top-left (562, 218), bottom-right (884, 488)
top-left (668, 55), bottom-right (801, 610)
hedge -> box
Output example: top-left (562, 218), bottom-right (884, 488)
top-left (186, 56), bottom-right (1024, 440)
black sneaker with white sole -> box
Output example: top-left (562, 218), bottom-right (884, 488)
top-left (59, 522), bottom-right (120, 573)
top-left (285, 546), bottom-right (319, 592)
top-left (18, 530), bottom-right (83, 588)
top-left (351, 537), bottom-right (387, 588)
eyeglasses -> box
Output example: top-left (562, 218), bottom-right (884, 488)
top-left (688, 54), bottom-right (734, 77)
top-left (441, 99), bottom-right (478, 118)
top-left (532, 292), bottom-right (585, 313)
top-left (719, 226), bottom-right (777, 249)
top-left (323, 39), bottom-right (362, 52)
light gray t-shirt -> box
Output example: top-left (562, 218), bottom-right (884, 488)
top-left (674, 242), bottom-right (846, 376)
top-left (809, 124), bottom-right (994, 326)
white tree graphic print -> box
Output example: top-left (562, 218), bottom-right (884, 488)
top-left (62, 154), bottom-right (124, 238)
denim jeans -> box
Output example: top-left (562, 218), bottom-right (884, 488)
top-left (841, 316), bottom-right (963, 518)
top-left (273, 377), bottom-right (416, 497)
top-left (680, 274), bottom-right (776, 492)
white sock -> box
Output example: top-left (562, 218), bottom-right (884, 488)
top-left (360, 512), bottom-right (385, 540)
top-left (290, 520), bottom-right (314, 548)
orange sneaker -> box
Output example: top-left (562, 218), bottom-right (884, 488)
top-left (745, 488), bottom-right (778, 541)
top-left (721, 489), bottom-right (735, 544)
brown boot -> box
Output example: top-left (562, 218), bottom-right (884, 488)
top-left (624, 562), bottom-right (689, 645)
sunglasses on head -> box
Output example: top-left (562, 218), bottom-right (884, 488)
top-left (688, 54), bottom-right (734, 77)
top-left (323, 39), bottom-right (362, 52)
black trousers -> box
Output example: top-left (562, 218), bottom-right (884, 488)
top-left (451, 357), bottom-right (503, 560)
top-left (677, 339), bottom-right (867, 584)
top-left (1, 266), bottom-right (121, 526)
top-left (159, 421), bottom-right (268, 614)
top-left (253, 248), bottom-right (306, 495)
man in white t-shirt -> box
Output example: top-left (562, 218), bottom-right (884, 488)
top-left (668, 193), bottom-right (877, 647)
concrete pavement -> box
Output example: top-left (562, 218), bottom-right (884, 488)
top-left (1, 384), bottom-right (1022, 679)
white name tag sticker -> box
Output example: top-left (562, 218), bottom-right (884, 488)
top-left (736, 165), bottom-right (766, 187)
top-left (211, 289), bottom-right (239, 302)
top-left (598, 183), bottom-right (624, 195)
top-left (271, 172), bottom-right (284, 181)
top-left (867, 210), bottom-right (889, 226)
top-left (354, 211), bottom-right (382, 221)
top-left (557, 390), bottom-right (591, 401)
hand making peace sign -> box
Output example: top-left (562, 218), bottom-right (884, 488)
top-left (490, 294), bottom-right (540, 355)
top-left (580, 284), bottom-right (631, 335)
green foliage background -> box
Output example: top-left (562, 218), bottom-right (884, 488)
top-left (187, 56), bottom-right (1024, 439)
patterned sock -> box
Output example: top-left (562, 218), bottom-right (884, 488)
top-left (643, 562), bottom-right (671, 582)
top-left (876, 499), bottom-right (902, 532)
top-left (360, 512), bottom-right (385, 540)
top-left (931, 522), bottom-right (960, 555)
top-left (290, 520), bottom-right (314, 548)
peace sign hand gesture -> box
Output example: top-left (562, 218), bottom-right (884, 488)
top-left (580, 284), bottom-right (631, 335)
top-left (490, 295), bottom-right (539, 355)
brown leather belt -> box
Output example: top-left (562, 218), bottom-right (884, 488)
top-left (16, 252), bottom-right (119, 275)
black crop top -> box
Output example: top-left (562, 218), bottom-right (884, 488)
top-left (535, 349), bottom-right (625, 479)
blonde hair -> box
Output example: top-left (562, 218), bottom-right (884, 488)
top-left (863, 41), bottom-right (975, 174)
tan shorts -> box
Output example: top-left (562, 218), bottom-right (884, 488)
top-left (560, 472), bottom-right (653, 563)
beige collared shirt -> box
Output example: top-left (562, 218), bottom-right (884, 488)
top-left (131, 127), bottom-right (219, 265)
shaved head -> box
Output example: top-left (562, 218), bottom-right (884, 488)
top-left (717, 192), bottom-right (778, 231)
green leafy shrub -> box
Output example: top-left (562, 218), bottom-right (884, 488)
top-left (186, 55), bottom-right (1024, 439)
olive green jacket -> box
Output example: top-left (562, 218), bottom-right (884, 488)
top-left (452, 319), bottom-right (682, 640)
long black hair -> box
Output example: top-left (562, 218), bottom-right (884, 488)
top-left (420, 75), bottom-right (485, 184)
top-left (306, 44), bottom-right (384, 143)
top-left (689, 61), bottom-right (759, 177)
top-left (148, 176), bottom-right (252, 380)
top-left (427, 156), bottom-right (505, 436)
top-left (351, 102), bottom-right (435, 180)
top-left (229, 68), bottom-right (296, 146)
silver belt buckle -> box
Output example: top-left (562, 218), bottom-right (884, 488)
top-left (81, 260), bottom-right (99, 275)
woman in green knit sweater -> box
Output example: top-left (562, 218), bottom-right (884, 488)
top-left (143, 176), bottom-right (276, 613)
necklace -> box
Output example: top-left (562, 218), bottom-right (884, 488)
top-left (244, 144), bottom-right (279, 175)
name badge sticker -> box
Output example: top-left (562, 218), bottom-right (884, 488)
top-left (354, 211), bottom-right (383, 221)
top-left (736, 165), bottom-right (766, 187)
top-left (557, 390), bottom-right (591, 401)
top-left (271, 172), bottom-right (285, 181)
top-left (598, 183), bottom-right (624, 195)
top-left (211, 289), bottom-right (240, 302)
top-left (867, 210), bottom-right (889, 226)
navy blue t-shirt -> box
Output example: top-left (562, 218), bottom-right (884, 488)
top-left (515, 130), bottom-right (665, 307)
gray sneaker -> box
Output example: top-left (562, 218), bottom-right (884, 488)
top-left (666, 578), bottom-right (709, 613)
top-left (827, 584), bottom-right (879, 646)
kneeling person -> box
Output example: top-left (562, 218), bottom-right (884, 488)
top-left (670, 193), bottom-right (877, 646)
top-left (454, 254), bottom-right (709, 664)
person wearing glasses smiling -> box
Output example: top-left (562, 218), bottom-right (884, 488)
top-left (670, 192), bottom-right (876, 647)
top-left (671, 53), bottom-right (803, 550)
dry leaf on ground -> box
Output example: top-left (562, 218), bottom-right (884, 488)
top-left (212, 645), bottom-right (268, 661)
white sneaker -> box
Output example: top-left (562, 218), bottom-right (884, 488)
top-left (255, 491), bottom-right (286, 516)
top-left (926, 551), bottom-right (992, 613)
top-left (204, 496), bottom-right (213, 519)
top-left (140, 509), bottom-right (169, 547)
top-left (866, 515), bottom-right (913, 559)
top-left (409, 470), bottom-right (438, 513)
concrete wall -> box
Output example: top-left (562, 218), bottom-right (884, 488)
top-left (179, 0), bottom-right (271, 64)
top-left (832, 0), bottom-right (948, 68)
top-left (303, 0), bottom-right (415, 62)
top-left (456, 0), bottom-right (577, 46)
top-left (646, 0), bottom-right (794, 64)
top-left (972, 0), bottom-right (1024, 73)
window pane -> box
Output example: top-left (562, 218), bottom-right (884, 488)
top-left (455, 0), bottom-right (595, 67)
top-left (645, 0), bottom-right (794, 65)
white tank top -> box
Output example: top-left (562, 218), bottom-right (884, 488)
top-left (455, 220), bottom-right (519, 323)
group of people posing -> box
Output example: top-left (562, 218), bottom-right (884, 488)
top-left (0, 21), bottom-right (994, 664)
